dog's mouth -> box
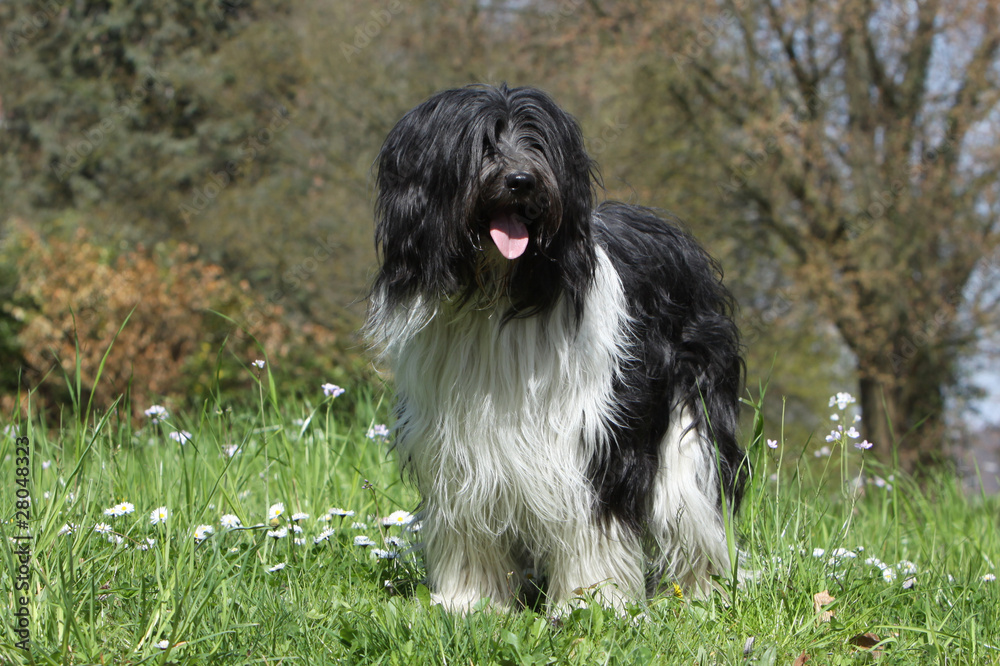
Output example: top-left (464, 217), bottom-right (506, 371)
top-left (488, 210), bottom-right (530, 260)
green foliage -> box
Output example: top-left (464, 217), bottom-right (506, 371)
top-left (1, 378), bottom-right (998, 664)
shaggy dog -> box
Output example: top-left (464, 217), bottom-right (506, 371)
top-left (366, 84), bottom-right (746, 612)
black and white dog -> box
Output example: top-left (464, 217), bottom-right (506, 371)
top-left (367, 84), bottom-right (746, 612)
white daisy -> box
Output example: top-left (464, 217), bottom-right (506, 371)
top-left (150, 507), bottom-right (169, 525)
top-left (381, 510), bottom-right (415, 527)
top-left (314, 528), bottom-right (336, 543)
top-left (220, 514), bottom-right (241, 529)
top-left (329, 507), bottom-right (355, 517)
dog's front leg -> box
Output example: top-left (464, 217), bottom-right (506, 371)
top-left (545, 519), bottom-right (645, 614)
top-left (424, 523), bottom-right (520, 613)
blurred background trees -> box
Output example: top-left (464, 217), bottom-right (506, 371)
top-left (1, 0), bottom-right (997, 469)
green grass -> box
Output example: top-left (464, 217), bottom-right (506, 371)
top-left (2, 375), bottom-right (999, 665)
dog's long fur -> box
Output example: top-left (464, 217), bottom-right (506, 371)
top-left (367, 84), bottom-right (746, 612)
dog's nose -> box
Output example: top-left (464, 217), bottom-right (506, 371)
top-left (505, 172), bottom-right (535, 193)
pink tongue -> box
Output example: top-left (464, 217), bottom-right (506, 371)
top-left (489, 214), bottom-right (529, 260)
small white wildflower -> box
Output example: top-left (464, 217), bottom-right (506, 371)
top-left (94, 522), bottom-right (114, 535)
top-left (766, 438), bottom-right (778, 449)
top-left (814, 445), bottom-right (832, 457)
top-left (137, 537), bottom-right (156, 551)
top-left (291, 524), bottom-right (303, 534)
top-left (350, 522), bottom-right (368, 530)
top-left (169, 430), bottom-right (192, 445)
top-left (855, 439), bottom-right (874, 451)
top-left (156, 639), bottom-right (170, 649)
top-left (223, 443), bottom-right (239, 457)
top-left (252, 359), bottom-right (265, 369)
top-left (294, 537), bottom-right (307, 546)
top-left (268, 502), bottom-right (285, 522)
top-left (194, 524), bottom-right (214, 542)
top-left (406, 521), bottom-right (422, 533)
top-left (42, 460), bottom-right (52, 470)
top-left (829, 392), bottom-right (856, 410)
top-left (57, 523), bottom-right (75, 536)
top-left (845, 427), bottom-right (861, 439)
top-left (385, 535), bottom-right (406, 548)
top-left (897, 560), bottom-right (918, 575)
top-left (267, 562), bottom-right (286, 573)
top-left (381, 510), bottom-right (415, 527)
top-left (150, 506), bottom-right (169, 525)
top-left (367, 424), bottom-right (390, 441)
top-left (882, 567), bottom-right (897, 583)
top-left (314, 528), bottom-right (336, 543)
top-left (903, 576), bottom-right (917, 589)
top-left (104, 505), bottom-right (124, 517)
top-left (371, 548), bottom-right (398, 560)
top-left (866, 557), bottom-right (887, 569)
top-left (354, 535), bottom-right (375, 547)
top-left (291, 512), bottom-right (309, 522)
top-left (812, 548), bottom-right (826, 558)
top-left (831, 548), bottom-right (856, 559)
top-left (322, 383), bottom-right (346, 398)
top-left (982, 573), bottom-right (996, 583)
top-left (329, 507), bottom-right (355, 518)
top-left (118, 501), bottom-right (135, 515)
top-left (830, 413), bottom-right (839, 421)
top-left (145, 405), bottom-right (169, 423)
top-left (267, 526), bottom-right (288, 539)
top-left (220, 514), bottom-right (241, 529)
top-left (853, 414), bottom-right (862, 423)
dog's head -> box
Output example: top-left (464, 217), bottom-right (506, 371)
top-left (374, 84), bottom-right (598, 319)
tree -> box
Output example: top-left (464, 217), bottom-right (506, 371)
top-left (602, 0), bottom-right (1000, 466)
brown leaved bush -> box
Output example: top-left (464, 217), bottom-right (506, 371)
top-left (2, 224), bottom-right (349, 420)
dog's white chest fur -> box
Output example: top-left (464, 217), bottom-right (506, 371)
top-left (388, 248), bottom-right (629, 542)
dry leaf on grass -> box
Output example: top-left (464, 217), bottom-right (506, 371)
top-left (849, 632), bottom-right (883, 658)
top-left (813, 590), bottom-right (836, 623)
top-left (792, 650), bottom-right (810, 666)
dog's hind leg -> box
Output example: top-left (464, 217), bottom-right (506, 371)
top-left (646, 407), bottom-right (733, 596)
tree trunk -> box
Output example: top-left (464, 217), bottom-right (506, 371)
top-left (857, 355), bottom-right (950, 472)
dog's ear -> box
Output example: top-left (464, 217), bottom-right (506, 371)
top-left (373, 90), bottom-right (488, 304)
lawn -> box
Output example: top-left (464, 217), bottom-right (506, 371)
top-left (2, 368), bottom-right (999, 664)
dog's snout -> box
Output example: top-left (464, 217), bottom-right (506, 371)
top-left (505, 172), bottom-right (536, 193)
